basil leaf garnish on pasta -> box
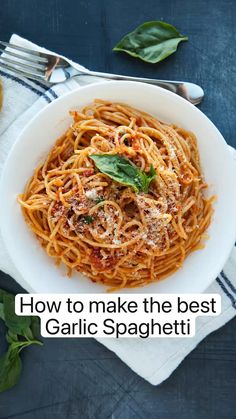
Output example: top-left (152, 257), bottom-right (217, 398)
top-left (113, 21), bottom-right (188, 63)
top-left (89, 154), bottom-right (156, 193)
top-left (83, 215), bottom-right (94, 224)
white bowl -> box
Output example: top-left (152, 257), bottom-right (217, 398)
top-left (1, 81), bottom-right (236, 294)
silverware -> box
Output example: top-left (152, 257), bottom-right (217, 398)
top-left (0, 41), bottom-right (204, 105)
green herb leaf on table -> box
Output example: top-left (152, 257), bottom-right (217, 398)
top-left (0, 302), bottom-right (5, 321)
top-left (0, 347), bottom-right (22, 393)
top-left (113, 21), bottom-right (188, 63)
top-left (0, 288), bottom-right (11, 302)
top-left (30, 316), bottom-right (41, 339)
top-left (22, 325), bottom-right (34, 340)
top-left (6, 330), bottom-right (18, 344)
top-left (0, 288), bottom-right (43, 393)
top-left (89, 154), bottom-right (156, 193)
top-left (3, 293), bottom-right (31, 336)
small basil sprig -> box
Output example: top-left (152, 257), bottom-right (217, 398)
top-left (0, 289), bottom-right (43, 393)
top-left (113, 21), bottom-right (188, 63)
top-left (90, 154), bottom-right (156, 193)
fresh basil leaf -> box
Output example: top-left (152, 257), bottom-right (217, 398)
top-left (90, 154), bottom-right (138, 192)
top-left (3, 293), bottom-right (31, 336)
top-left (0, 289), bottom-right (10, 303)
top-left (8, 340), bottom-right (28, 351)
top-left (6, 330), bottom-right (18, 344)
top-left (113, 21), bottom-right (188, 63)
top-left (23, 326), bottom-right (34, 340)
top-left (0, 302), bottom-right (5, 321)
top-left (141, 164), bottom-right (157, 193)
top-left (10, 340), bottom-right (36, 353)
top-left (0, 346), bottom-right (22, 393)
top-left (95, 196), bottom-right (104, 204)
top-left (0, 288), bottom-right (43, 393)
top-left (89, 154), bottom-right (156, 193)
top-left (8, 338), bottom-right (43, 354)
top-left (30, 316), bottom-right (40, 339)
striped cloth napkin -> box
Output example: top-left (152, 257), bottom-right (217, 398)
top-left (0, 34), bottom-right (236, 386)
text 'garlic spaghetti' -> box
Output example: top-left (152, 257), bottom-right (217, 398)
top-left (18, 100), bottom-right (214, 290)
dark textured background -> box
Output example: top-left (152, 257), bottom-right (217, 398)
top-left (0, 0), bottom-right (236, 418)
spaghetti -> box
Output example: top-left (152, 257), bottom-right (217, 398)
top-left (18, 100), bottom-right (214, 290)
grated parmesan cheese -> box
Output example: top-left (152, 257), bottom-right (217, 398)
top-left (85, 189), bottom-right (98, 200)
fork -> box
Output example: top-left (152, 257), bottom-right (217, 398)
top-left (0, 41), bottom-right (204, 105)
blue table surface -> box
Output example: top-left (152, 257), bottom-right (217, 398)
top-left (0, 1), bottom-right (236, 418)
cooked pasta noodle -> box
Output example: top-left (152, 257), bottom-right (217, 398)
top-left (18, 99), bottom-right (214, 290)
